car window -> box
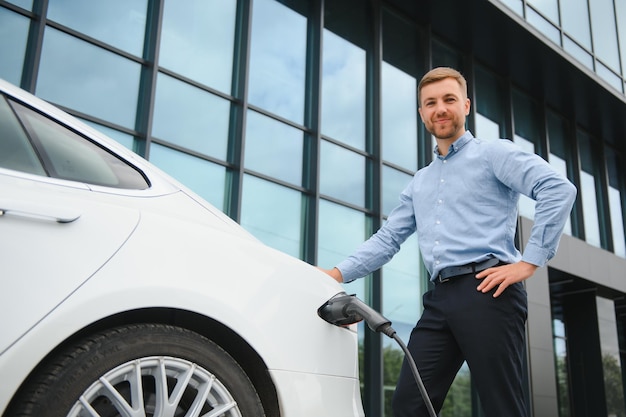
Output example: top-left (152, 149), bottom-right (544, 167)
top-left (3, 96), bottom-right (149, 190)
top-left (0, 95), bottom-right (47, 176)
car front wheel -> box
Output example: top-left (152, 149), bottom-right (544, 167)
top-left (9, 323), bottom-right (265, 417)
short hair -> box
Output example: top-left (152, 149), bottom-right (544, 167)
top-left (418, 67), bottom-right (468, 105)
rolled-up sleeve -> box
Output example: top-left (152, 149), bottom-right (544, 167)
top-left (336, 186), bottom-right (417, 283)
top-left (492, 142), bottom-right (577, 267)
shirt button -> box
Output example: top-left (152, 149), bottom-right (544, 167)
top-left (438, 199), bottom-right (443, 204)
top-left (443, 160), bottom-right (447, 164)
top-left (435, 220), bottom-right (441, 225)
top-left (440, 179), bottom-right (445, 183)
top-left (435, 240), bottom-right (440, 245)
top-left (435, 260), bottom-right (440, 265)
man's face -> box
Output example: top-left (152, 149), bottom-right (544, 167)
top-left (418, 77), bottom-right (470, 141)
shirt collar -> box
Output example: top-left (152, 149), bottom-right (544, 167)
top-left (433, 131), bottom-right (474, 159)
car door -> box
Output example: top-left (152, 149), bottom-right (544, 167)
top-left (0, 92), bottom-right (143, 354)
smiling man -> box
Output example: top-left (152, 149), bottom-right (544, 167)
top-left (319, 67), bottom-right (577, 416)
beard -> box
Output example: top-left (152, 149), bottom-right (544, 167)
top-left (426, 119), bottom-right (463, 140)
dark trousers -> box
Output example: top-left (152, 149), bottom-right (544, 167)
top-left (391, 273), bottom-right (528, 417)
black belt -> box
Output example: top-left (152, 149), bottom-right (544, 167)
top-left (436, 258), bottom-right (501, 284)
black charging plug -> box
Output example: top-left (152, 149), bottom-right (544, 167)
top-left (318, 292), bottom-right (437, 417)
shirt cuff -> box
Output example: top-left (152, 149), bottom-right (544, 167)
top-left (335, 259), bottom-right (367, 283)
top-left (521, 244), bottom-right (554, 267)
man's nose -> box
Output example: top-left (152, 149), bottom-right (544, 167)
top-left (434, 101), bottom-right (447, 114)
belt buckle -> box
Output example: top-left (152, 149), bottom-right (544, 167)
top-left (437, 274), bottom-right (449, 284)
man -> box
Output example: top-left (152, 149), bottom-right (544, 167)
top-left (319, 67), bottom-right (577, 417)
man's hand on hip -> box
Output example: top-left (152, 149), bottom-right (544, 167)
top-left (475, 261), bottom-right (538, 298)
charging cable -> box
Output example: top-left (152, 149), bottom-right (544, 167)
top-left (318, 293), bottom-right (437, 417)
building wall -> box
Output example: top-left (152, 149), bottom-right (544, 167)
top-left (522, 217), bottom-right (626, 416)
top-left (1, 0), bottom-right (625, 415)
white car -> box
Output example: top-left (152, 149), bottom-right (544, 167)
top-left (0, 78), bottom-right (364, 417)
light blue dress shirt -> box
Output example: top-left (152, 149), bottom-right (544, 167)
top-left (336, 131), bottom-right (577, 283)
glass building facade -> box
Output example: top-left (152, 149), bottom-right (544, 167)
top-left (1, 0), bottom-right (625, 415)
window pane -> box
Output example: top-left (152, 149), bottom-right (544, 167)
top-left (608, 186), bottom-right (626, 258)
top-left (47, 0), bottom-right (148, 56)
top-left (597, 297), bottom-right (626, 416)
top-left (382, 233), bottom-right (420, 342)
top-left (432, 39), bottom-right (465, 72)
top-left (37, 27), bottom-right (140, 129)
top-left (547, 111), bottom-right (572, 235)
top-left (244, 110), bottom-right (303, 186)
top-left (248, 0), bottom-right (307, 123)
top-left (513, 90), bottom-right (542, 148)
top-left (381, 62), bottom-right (418, 170)
top-left (606, 149), bottom-right (626, 258)
top-left (527, 0), bottom-right (559, 23)
top-left (241, 175), bottom-right (302, 258)
top-left (596, 62), bottom-right (623, 93)
top-left (513, 90), bottom-right (543, 220)
top-left (322, 27), bottom-right (366, 149)
top-left (152, 73), bottom-right (230, 161)
top-left (320, 140), bottom-right (365, 207)
top-left (317, 199), bottom-right (368, 298)
top-left (499, 0), bottom-right (523, 15)
top-left (5, 0), bottom-right (32, 10)
top-left (475, 66), bottom-right (506, 138)
top-left (441, 363), bottom-right (472, 417)
top-left (382, 233), bottom-right (421, 416)
top-left (514, 135), bottom-right (537, 220)
top-left (590, 0), bottom-right (620, 72)
top-left (159, 0), bottom-right (236, 93)
top-left (561, 0), bottom-right (591, 49)
top-left (475, 113), bottom-right (500, 140)
top-left (617, 0), bottom-right (626, 80)
top-left (0, 8), bottom-right (29, 86)
top-left (527, 6), bottom-right (561, 45)
top-left (149, 143), bottom-right (226, 211)
top-left (382, 165), bottom-right (413, 216)
top-left (549, 156), bottom-right (572, 236)
top-left (578, 132), bottom-right (601, 247)
top-left (563, 36), bottom-right (594, 71)
top-left (553, 317), bottom-right (571, 417)
top-left (382, 10), bottom-right (421, 171)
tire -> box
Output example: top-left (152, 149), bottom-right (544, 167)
top-left (9, 323), bottom-right (265, 417)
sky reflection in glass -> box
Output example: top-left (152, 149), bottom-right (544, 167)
top-left (160, 0), bottom-right (236, 93)
top-left (241, 175), bottom-right (302, 258)
top-left (0, 9), bottom-right (28, 86)
top-left (382, 233), bottom-right (421, 343)
top-left (321, 30), bottom-right (366, 150)
top-left (320, 140), bottom-right (365, 207)
top-left (152, 73), bottom-right (230, 161)
top-left (249, 0), bottom-right (307, 123)
top-left (37, 27), bottom-right (140, 129)
top-left (47, 0), bottom-right (147, 56)
top-left (381, 62), bottom-right (418, 171)
top-left (318, 199), bottom-right (367, 298)
top-left (149, 143), bottom-right (226, 211)
top-left (382, 166), bottom-right (413, 216)
top-left (244, 110), bottom-right (303, 186)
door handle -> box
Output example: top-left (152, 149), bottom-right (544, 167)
top-left (0, 199), bottom-right (81, 223)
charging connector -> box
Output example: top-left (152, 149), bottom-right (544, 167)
top-left (318, 293), bottom-right (437, 417)
top-left (317, 293), bottom-right (394, 336)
